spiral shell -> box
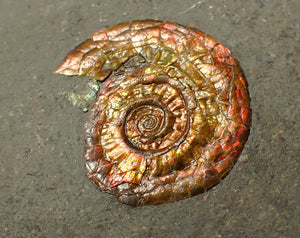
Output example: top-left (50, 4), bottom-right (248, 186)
top-left (55, 20), bottom-right (251, 206)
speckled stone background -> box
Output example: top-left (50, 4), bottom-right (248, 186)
top-left (0, 0), bottom-right (299, 237)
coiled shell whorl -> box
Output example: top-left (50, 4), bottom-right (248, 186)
top-left (55, 20), bottom-right (251, 206)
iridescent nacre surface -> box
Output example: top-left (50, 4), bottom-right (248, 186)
top-left (55, 20), bottom-right (251, 206)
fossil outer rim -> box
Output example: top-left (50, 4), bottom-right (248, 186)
top-left (55, 20), bottom-right (251, 206)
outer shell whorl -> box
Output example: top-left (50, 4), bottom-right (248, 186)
top-left (55, 20), bottom-right (251, 206)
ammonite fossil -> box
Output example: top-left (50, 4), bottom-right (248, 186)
top-left (55, 20), bottom-right (251, 206)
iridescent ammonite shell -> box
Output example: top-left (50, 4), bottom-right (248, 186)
top-left (55, 20), bottom-right (251, 206)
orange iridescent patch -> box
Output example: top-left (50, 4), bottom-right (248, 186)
top-left (55, 20), bottom-right (251, 206)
